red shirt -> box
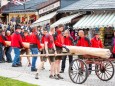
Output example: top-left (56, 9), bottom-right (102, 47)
top-left (6, 35), bottom-right (12, 41)
top-left (45, 34), bottom-right (54, 49)
top-left (29, 32), bottom-right (42, 49)
top-left (11, 31), bottom-right (23, 48)
top-left (22, 35), bottom-right (30, 42)
top-left (54, 30), bottom-right (64, 47)
top-left (91, 37), bottom-right (103, 48)
top-left (76, 37), bottom-right (90, 47)
top-left (64, 36), bottom-right (73, 46)
top-left (41, 35), bottom-right (45, 44)
top-left (0, 35), bottom-right (6, 46)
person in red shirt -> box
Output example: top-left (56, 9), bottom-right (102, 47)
top-left (39, 29), bottom-right (48, 70)
top-left (5, 30), bottom-right (12, 63)
top-left (54, 24), bottom-right (69, 79)
top-left (0, 30), bottom-right (6, 63)
top-left (20, 30), bottom-right (31, 66)
top-left (35, 28), bottom-right (57, 79)
top-left (76, 30), bottom-right (92, 74)
top-left (11, 24), bottom-right (23, 67)
top-left (29, 27), bottom-right (42, 71)
top-left (76, 30), bottom-right (91, 47)
top-left (91, 32), bottom-right (103, 48)
top-left (45, 28), bottom-right (57, 79)
top-left (60, 30), bottom-right (74, 73)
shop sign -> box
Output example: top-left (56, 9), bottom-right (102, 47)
top-left (39, 1), bottom-right (60, 15)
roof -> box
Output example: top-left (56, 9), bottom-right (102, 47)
top-left (58, 0), bottom-right (115, 12)
top-left (3, 0), bottom-right (47, 13)
top-left (60, 0), bottom-right (79, 8)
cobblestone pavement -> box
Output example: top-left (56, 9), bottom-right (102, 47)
top-left (0, 51), bottom-right (115, 86)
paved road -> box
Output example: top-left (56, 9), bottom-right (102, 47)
top-left (0, 51), bottom-right (115, 86)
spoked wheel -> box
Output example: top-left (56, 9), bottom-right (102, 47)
top-left (95, 61), bottom-right (114, 81)
top-left (69, 59), bottom-right (88, 84)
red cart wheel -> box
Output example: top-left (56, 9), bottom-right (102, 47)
top-left (69, 59), bottom-right (88, 84)
top-left (95, 61), bottom-right (114, 81)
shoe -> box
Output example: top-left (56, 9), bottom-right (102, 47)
top-left (12, 64), bottom-right (18, 67)
top-left (57, 74), bottom-right (63, 79)
top-left (8, 61), bottom-right (12, 63)
top-left (49, 75), bottom-right (54, 79)
top-left (60, 70), bottom-right (64, 73)
top-left (35, 73), bottom-right (39, 79)
top-left (0, 61), bottom-right (3, 63)
top-left (54, 75), bottom-right (59, 80)
top-left (16, 63), bottom-right (22, 67)
top-left (42, 67), bottom-right (45, 70)
top-left (31, 68), bottom-right (37, 72)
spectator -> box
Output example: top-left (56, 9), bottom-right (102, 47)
top-left (60, 30), bottom-right (74, 73)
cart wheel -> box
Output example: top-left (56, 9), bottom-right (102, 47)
top-left (69, 59), bottom-right (88, 84)
top-left (95, 61), bottom-right (114, 81)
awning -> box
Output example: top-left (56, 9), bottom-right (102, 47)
top-left (31, 12), bottom-right (57, 27)
top-left (73, 13), bottom-right (115, 29)
top-left (50, 13), bottom-right (81, 28)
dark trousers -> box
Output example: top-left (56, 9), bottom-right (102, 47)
top-left (5, 47), bottom-right (12, 62)
top-left (0, 43), bottom-right (3, 62)
top-left (61, 55), bottom-right (73, 71)
top-left (112, 53), bottom-right (115, 58)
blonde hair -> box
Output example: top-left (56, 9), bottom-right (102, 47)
top-left (64, 30), bottom-right (70, 36)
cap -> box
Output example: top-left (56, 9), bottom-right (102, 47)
top-left (15, 24), bottom-right (21, 30)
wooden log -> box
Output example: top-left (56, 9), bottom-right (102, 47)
top-left (5, 41), bottom-right (111, 59)
top-left (20, 53), bottom-right (71, 57)
top-left (63, 46), bottom-right (111, 59)
top-left (5, 41), bottom-right (44, 49)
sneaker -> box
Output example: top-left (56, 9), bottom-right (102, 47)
top-left (16, 63), bottom-right (22, 67)
top-left (12, 64), bottom-right (18, 67)
top-left (60, 70), bottom-right (64, 73)
top-left (49, 75), bottom-right (54, 79)
top-left (54, 75), bottom-right (59, 80)
top-left (57, 74), bottom-right (63, 79)
top-left (35, 73), bottom-right (39, 79)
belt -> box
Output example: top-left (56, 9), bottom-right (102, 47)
top-left (30, 44), bottom-right (37, 48)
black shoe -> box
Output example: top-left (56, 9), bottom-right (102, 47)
top-left (54, 75), bottom-right (59, 80)
top-left (60, 70), bottom-right (64, 73)
top-left (12, 64), bottom-right (18, 67)
top-left (0, 61), bottom-right (3, 63)
top-left (7, 61), bottom-right (12, 63)
top-left (35, 73), bottom-right (39, 79)
top-left (57, 74), bottom-right (63, 79)
top-left (49, 75), bottom-right (54, 79)
top-left (31, 68), bottom-right (37, 72)
top-left (16, 63), bottom-right (22, 67)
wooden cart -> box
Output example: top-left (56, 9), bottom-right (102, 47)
top-left (20, 52), bottom-right (114, 84)
top-left (69, 55), bottom-right (115, 84)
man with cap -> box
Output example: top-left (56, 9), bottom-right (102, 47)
top-left (11, 24), bottom-right (23, 67)
top-left (91, 32), bottom-right (103, 48)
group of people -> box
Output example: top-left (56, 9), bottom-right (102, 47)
top-left (0, 23), bottom-right (107, 80)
